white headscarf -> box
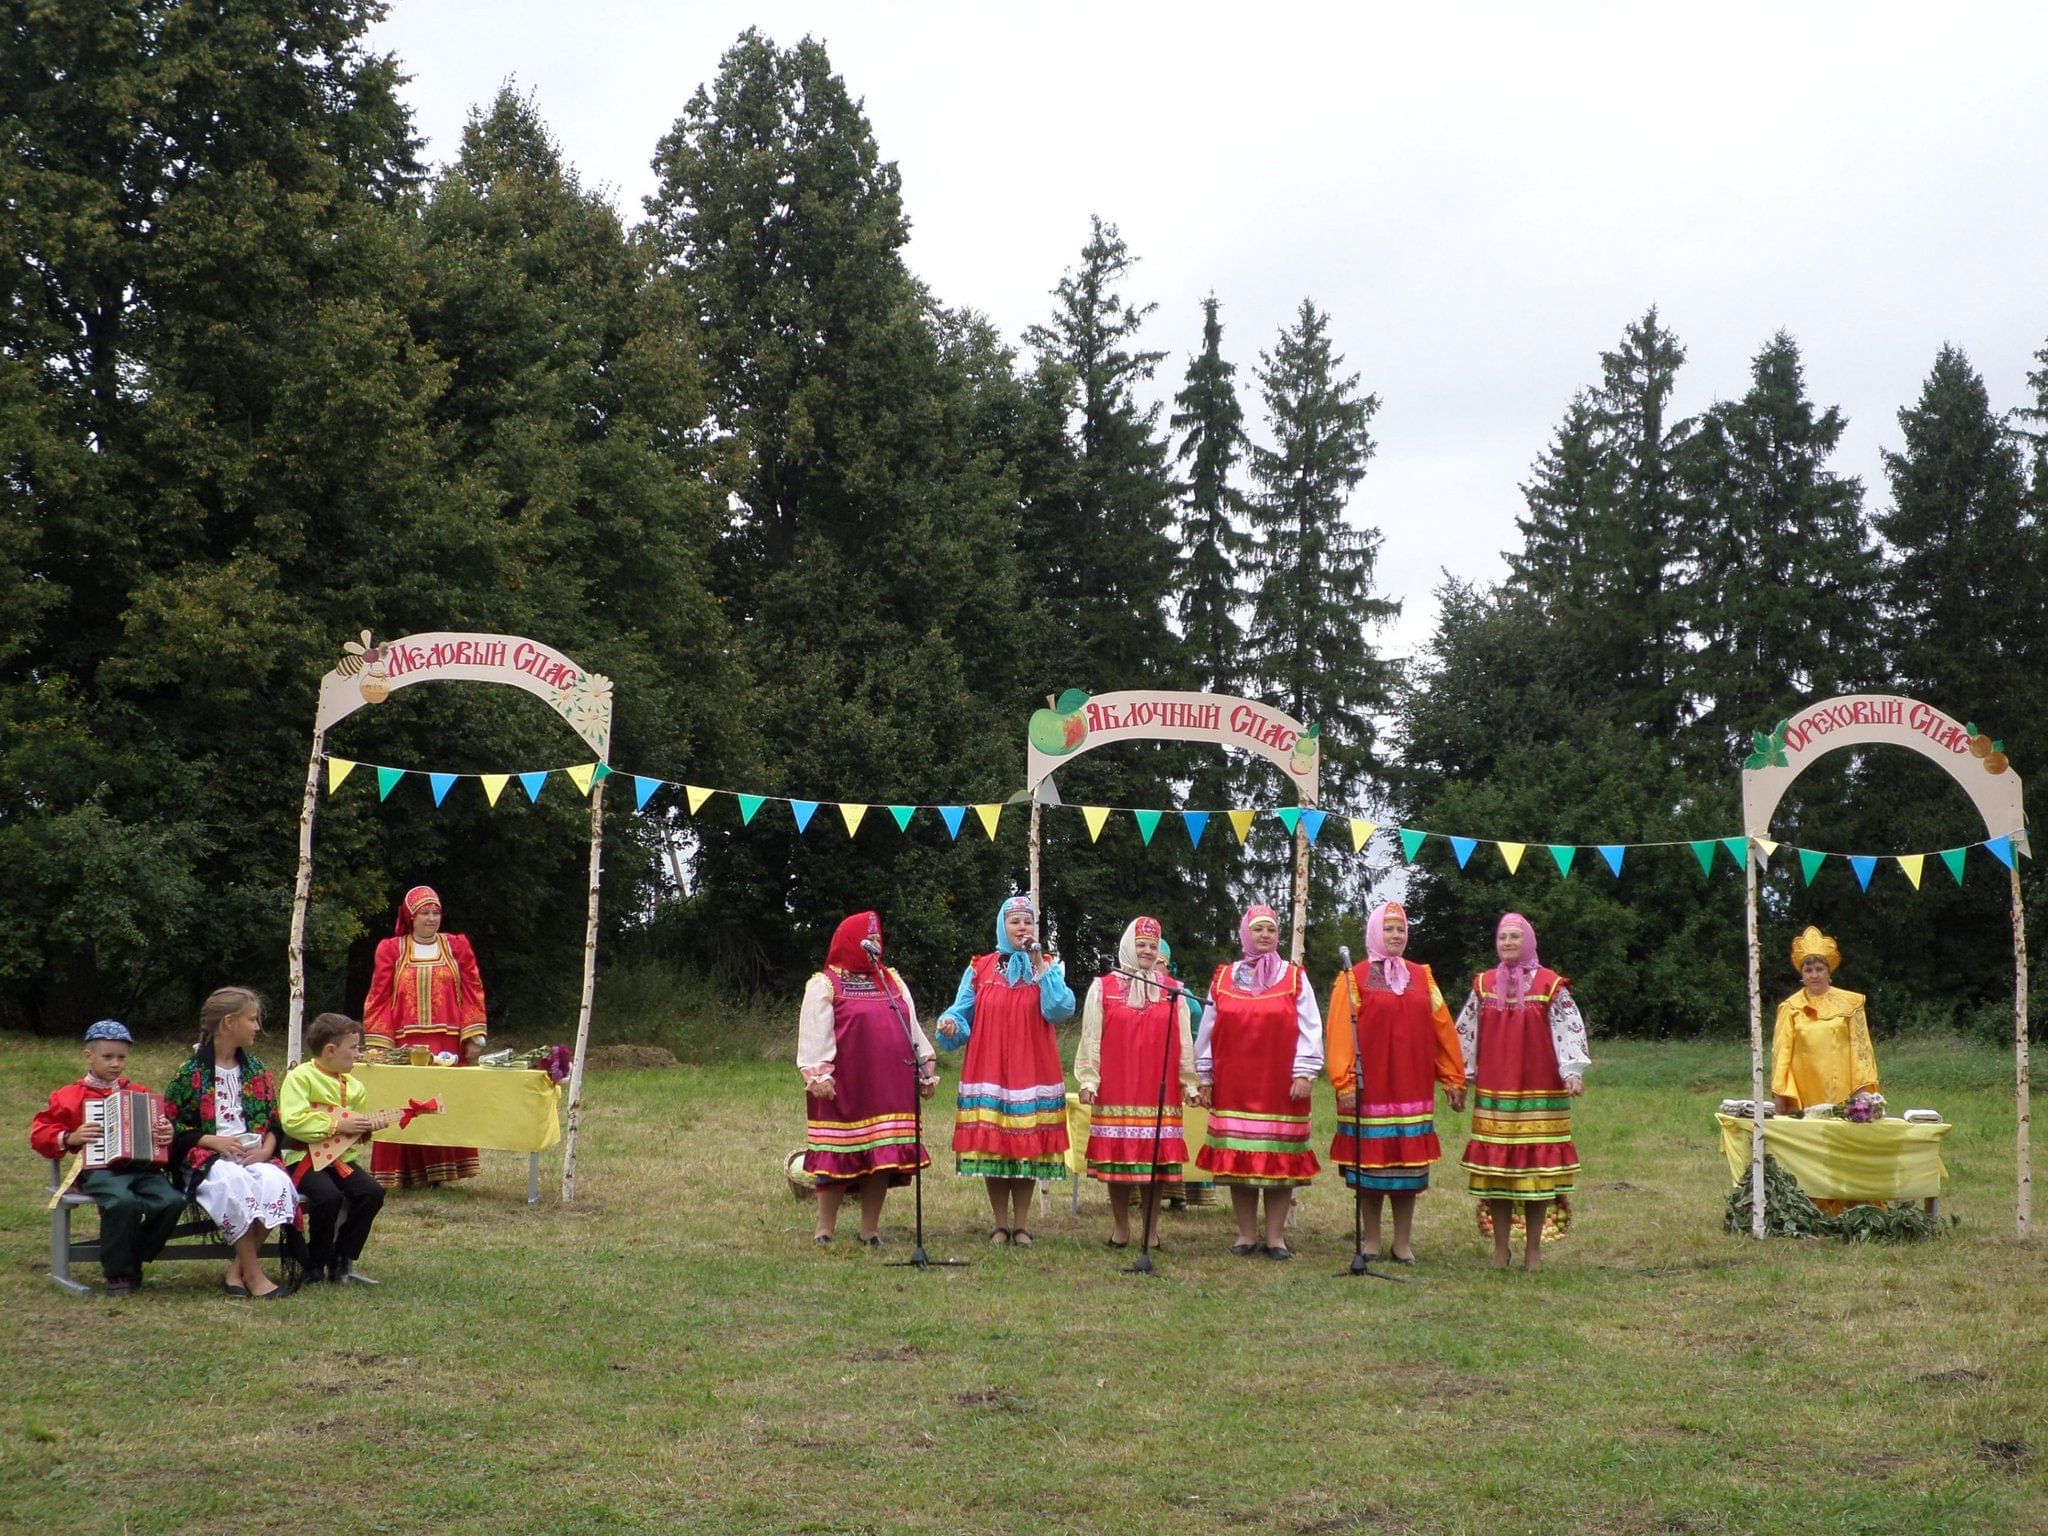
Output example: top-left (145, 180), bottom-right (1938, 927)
top-left (1118, 916), bottom-right (1166, 1009)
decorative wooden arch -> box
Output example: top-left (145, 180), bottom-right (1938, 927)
top-left (288, 631), bottom-right (615, 1202)
top-left (1737, 694), bottom-right (2031, 1238)
top-left (1023, 689), bottom-right (1322, 962)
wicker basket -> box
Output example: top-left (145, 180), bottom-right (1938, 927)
top-left (785, 1150), bottom-right (817, 1202)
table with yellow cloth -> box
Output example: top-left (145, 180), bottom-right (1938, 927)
top-left (1061, 1092), bottom-right (1211, 1211)
top-left (1715, 1113), bottom-right (1951, 1209)
top-left (357, 1063), bottom-right (563, 1203)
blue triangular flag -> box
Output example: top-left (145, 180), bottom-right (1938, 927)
top-left (789, 799), bottom-right (820, 833)
top-left (1849, 855), bottom-right (1877, 891)
top-left (939, 806), bottom-right (967, 840)
top-left (1448, 836), bottom-right (1477, 868)
top-left (1299, 809), bottom-right (1326, 844)
top-left (633, 776), bottom-right (660, 811)
top-left (1984, 836), bottom-right (2015, 870)
top-left (429, 772), bottom-right (457, 807)
top-left (519, 771), bottom-right (547, 804)
top-left (1182, 811), bottom-right (1208, 848)
top-left (1597, 845), bottom-right (1625, 877)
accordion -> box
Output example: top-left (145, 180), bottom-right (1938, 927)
top-left (82, 1088), bottom-right (167, 1170)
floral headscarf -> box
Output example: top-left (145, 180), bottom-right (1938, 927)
top-left (1365, 901), bottom-right (1411, 996)
top-left (1239, 904), bottom-right (1287, 993)
top-left (1494, 912), bottom-right (1540, 1011)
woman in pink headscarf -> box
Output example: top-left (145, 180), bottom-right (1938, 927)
top-left (1194, 903), bottom-right (1323, 1259)
top-left (1325, 901), bottom-right (1465, 1264)
top-left (1455, 912), bottom-right (1590, 1271)
top-left (361, 884), bottom-right (488, 1187)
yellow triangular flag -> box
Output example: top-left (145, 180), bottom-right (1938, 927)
top-left (1755, 837), bottom-right (1779, 860)
top-left (565, 762), bottom-right (597, 795)
top-left (1499, 841), bottom-right (1526, 874)
top-left (1897, 853), bottom-right (1924, 890)
top-left (327, 758), bottom-right (357, 792)
top-left (1349, 818), bottom-right (1378, 852)
top-left (480, 774), bottom-right (509, 807)
top-left (685, 785), bottom-right (713, 814)
top-left (838, 803), bottom-right (868, 836)
top-left (1226, 809), bottom-right (1257, 844)
top-left (1082, 806), bottom-right (1112, 842)
top-left (974, 803), bottom-right (1002, 840)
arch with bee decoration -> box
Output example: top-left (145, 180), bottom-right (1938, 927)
top-left (290, 632), bottom-right (614, 1201)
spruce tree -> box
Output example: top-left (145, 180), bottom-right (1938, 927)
top-left (1679, 332), bottom-right (1878, 767)
top-left (1171, 296), bottom-right (1251, 694)
top-left (1168, 295), bottom-right (1254, 949)
top-left (645, 31), bottom-right (1033, 985)
top-left (1017, 218), bottom-right (1201, 974)
top-left (1243, 299), bottom-right (1394, 810)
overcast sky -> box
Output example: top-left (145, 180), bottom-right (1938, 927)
top-left (368, 2), bottom-right (2048, 660)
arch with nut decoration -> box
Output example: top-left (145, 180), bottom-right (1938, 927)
top-left (288, 632), bottom-right (614, 1202)
top-left (1735, 694), bottom-right (2032, 1239)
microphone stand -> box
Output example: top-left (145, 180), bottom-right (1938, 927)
top-left (1334, 948), bottom-right (1405, 1283)
top-left (870, 958), bottom-right (968, 1270)
top-left (1108, 967), bottom-right (1180, 1277)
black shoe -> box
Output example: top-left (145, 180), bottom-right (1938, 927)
top-left (221, 1279), bottom-right (251, 1299)
top-left (335, 1259), bottom-right (379, 1286)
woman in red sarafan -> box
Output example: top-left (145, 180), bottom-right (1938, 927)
top-left (797, 911), bottom-right (938, 1248)
top-left (361, 885), bottom-right (486, 1188)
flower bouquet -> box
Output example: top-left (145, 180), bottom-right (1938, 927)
top-left (479, 1043), bottom-right (574, 1083)
top-left (1842, 1090), bottom-right (1887, 1124)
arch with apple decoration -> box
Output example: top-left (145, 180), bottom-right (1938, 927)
top-left (1023, 689), bottom-right (1321, 963)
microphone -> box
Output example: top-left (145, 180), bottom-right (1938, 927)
top-left (860, 938), bottom-right (881, 961)
top-left (1023, 937), bottom-right (1040, 953)
top-left (1338, 944), bottom-right (1354, 973)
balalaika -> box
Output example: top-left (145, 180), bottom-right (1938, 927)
top-left (82, 1088), bottom-right (167, 1170)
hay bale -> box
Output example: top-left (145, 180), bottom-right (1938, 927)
top-left (586, 1043), bottom-right (679, 1070)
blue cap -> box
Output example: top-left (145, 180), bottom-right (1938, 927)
top-left (83, 1020), bottom-right (134, 1044)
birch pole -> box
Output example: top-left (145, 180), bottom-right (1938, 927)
top-left (286, 727), bottom-right (326, 1067)
top-left (1745, 838), bottom-right (1767, 1240)
top-left (2015, 863), bottom-right (2032, 1239)
top-left (560, 776), bottom-right (607, 1203)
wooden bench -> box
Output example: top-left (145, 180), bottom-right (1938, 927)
top-left (47, 1161), bottom-right (293, 1295)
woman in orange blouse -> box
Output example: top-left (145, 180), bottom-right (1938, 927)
top-left (361, 884), bottom-right (487, 1187)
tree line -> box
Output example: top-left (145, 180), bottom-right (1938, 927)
top-left (3, 8), bottom-right (2042, 1038)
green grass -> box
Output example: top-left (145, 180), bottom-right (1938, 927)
top-left (3, 1033), bottom-right (2046, 1535)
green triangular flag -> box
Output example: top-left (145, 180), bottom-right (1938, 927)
top-left (1939, 847), bottom-right (1967, 885)
top-left (376, 766), bottom-right (404, 801)
top-left (1548, 844), bottom-right (1576, 877)
top-left (1689, 839), bottom-right (1717, 876)
top-left (1798, 848), bottom-right (1826, 886)
top-left (736, 793), bottom-right (765, 825)
top-left (1133, 809), bottom-right (1162, 845)
top-left (888, 805), bottom-right (915, 832)
top-left (1720, 836), bottom-right (1748, 870)
top-left (1398, 828), bottom-right (1426, 863)
top-left (1273, 807), bottom-right (1301, 837)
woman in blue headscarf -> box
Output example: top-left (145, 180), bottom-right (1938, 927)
top-left (936, 895), bottom-right (1076, 1246)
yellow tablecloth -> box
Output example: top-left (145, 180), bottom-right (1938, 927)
top-left (1064, 1093), bottom-right (1210, 1179)
top-left (1715, 1113), bottom-right (1951, 1202)
top-left (356, 1064), bottom-right (562, 1153)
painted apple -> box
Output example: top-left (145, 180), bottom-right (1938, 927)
top-left (1289, 722), bottom-right (1321, 775)
top-left (1028, 689), bottom-right (1090, 756)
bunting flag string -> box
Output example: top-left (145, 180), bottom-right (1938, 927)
top-left (314, 755), bottom-right (2026, 891)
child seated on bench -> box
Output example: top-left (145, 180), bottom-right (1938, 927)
top-left (30, 1020), bottom-right (182, 1296)
top-left (163, 987), bottom-right (299, 1299)
top-left (281, 1012), bottom-right (392, 1286)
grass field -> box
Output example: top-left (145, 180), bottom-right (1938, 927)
top-left (4, 1031), bottom-right (2046, 1535)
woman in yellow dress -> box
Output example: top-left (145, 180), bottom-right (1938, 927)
top-left (1771, 926), bottom-right (1879, 1115)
